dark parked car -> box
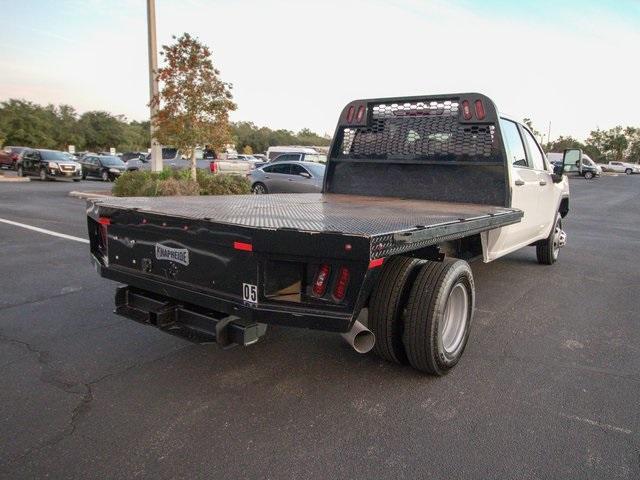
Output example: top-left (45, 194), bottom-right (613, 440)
top-left (0, 146), bottom-right (29, 170)
top-left (17, 149), bottom-right (82, 181)
top-left (81, 154), bottom-right (127, 181)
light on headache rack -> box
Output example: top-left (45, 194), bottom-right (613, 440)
top-left (474, 99), bottom-right (486, 120)
top-left (356, 105), bottom-right (366, 122)
top-left (346, 105), bottom-right (355, 122)
top-left (461, 100), bottom-right (472, 120)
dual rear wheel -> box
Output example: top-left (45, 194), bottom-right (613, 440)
top-left (368, 256), bottom-right (475, 375)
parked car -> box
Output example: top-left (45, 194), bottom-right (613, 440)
top-left (606, 161), bottom-right (640, 175)
top-left (86, 92), bottom-right (570, 376)
top-left (0, 146), bottom-right (29, 170)
top-left (81, 154), bottom-right (127, 181)
top-left (236, 154), bottom-right (262, 169)
top-left (17, 149), bottom-right (82, 181)
top-left (548, 152), bottom-right (601, 179)
top-left (249, 161), bottom-right (326, 194)
top-left (209, 156), bottom-right (253, 175)
top-left (252, 154), bottom-right (268, 162)
top-left (266, 146), bottom-right (326, 162)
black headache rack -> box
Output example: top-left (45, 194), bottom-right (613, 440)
top-left (324, 93), bottom-right (511, 207)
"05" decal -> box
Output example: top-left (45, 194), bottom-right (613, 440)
top-left (242, 283), bottom-right (257, 304)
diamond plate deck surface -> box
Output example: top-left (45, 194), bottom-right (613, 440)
top-left (96, 193), bottom-right (518, 237)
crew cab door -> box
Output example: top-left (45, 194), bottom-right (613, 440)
top-left (519, 126), bottom-right (557, 238)
top-left (483, 118), bottom-right (555, 260)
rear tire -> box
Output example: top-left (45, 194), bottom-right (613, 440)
top-left (252, 182), bottom-right (267, 194)
top-left (403, 258), bottom-right (475, 375)
top-left (625, 168), bottom-right (632, 175)
top-left (584, 171), bottom-right (593, 180)
top-left (368, 256), bottom-right (424, 364)
top-left (536, 215), bottom-right (563, 265)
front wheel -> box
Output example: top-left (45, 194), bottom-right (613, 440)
top-left (536, 215), bottom-right (565, 265)
top-left (17, 166), bottom-right (24, 177)
top-left (39, 169), bottom-right (48, 181)
top-left (403, 258), bottom-right (475, 375)
top-left (625, 168), bottom-right (632, 175)
top-left (101, 170), bottom-right (110, 182)
top-left (252, 182), bottom-right (267, 194)
top-left (584, 171), bottom-right (594, 180)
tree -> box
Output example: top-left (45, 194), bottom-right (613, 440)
top-left (152, 33), bottom-right (236, 180)
top-left (545, 136), bottom-right (584, 154)
top-left (78, 111), bottom-right (125, 151)
top-left (242, 145), bottom-right (253, 154)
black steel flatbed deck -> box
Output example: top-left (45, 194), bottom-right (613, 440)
top-left (94, 193), bottom-right (521, 239)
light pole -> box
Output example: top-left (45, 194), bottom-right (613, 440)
top-left (147, 0), bottom-right (162, 172)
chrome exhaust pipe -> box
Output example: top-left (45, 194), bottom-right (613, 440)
top-left (341, 320), bottom-right (375, 354)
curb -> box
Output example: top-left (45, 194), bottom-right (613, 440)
top-left (69, 191), bottom-right (111, 200)
top-left (0, 176), bottom-right (30, 182)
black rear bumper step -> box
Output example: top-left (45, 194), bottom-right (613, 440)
top-left (115, 286), bottom-right (267, 347)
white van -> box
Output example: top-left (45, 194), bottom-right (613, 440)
top-left (266, 146), bottom-right (325, 162)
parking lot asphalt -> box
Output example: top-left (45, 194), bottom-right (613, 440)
top-left (0, 176), bottom-right (638, 479)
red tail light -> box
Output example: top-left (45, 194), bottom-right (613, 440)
top-left (312, 264), bottom-right (331, 296)
top-left (97, 217), bottom-right (110, 255)
top-left (474, 99), bottom-right (486, 120)
top-left (461, 100), bottom-right (472, 120)
top-left (333, 266), bottom-right (350, 301)
top-left (356, 105), bottom-right (366, 122)
top-left (210, 161), bottom-right (218, 173)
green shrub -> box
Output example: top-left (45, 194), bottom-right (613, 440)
top-left (112, 169), bottom-right (250, 197)
top-left (197, 171), bottom-right (251, 195)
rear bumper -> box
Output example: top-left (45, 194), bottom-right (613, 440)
top-left (94, 256), bottom-right (355, 332)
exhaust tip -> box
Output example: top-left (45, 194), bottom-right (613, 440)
top-left (352, 330), bottom-right (375, 354)
top-left (341, 320), bottom-right (375, 354)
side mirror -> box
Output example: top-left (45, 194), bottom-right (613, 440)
top-left (563, 148), bottom-right (583, 175)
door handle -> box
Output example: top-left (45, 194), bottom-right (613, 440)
top-left (514, 179), bottom-right (525, 186)
top-left (539, 180), bottom-right (547, 186)
top-left (264, 176), bottom-right (270, 179)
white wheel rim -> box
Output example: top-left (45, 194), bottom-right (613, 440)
top-left (552, 219), bottom-right (564, 260)
top-left (441, 283), bottom-right (469, 356)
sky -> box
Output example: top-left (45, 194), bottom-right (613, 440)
top-left (1, 0), bottom-right (639, 141)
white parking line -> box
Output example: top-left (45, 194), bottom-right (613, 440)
top-left (0, 218), bottom-right (89, 244)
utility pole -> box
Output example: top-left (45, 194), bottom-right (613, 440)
top-left (547, 121), bottom-right (552, 149)
top-left (147, 0), bottom-right (162, 172)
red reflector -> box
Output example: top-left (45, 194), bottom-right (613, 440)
top-left (233, 241), bottom-right (253, 252)
top-left (210, 161), bottom-right (218, 173)
top-left (474, 99), bottom-right (486, 120)
top-left (98, 217), bottom-right (111, 225)
top-left (333, 266), bottom-right (350, 301)
top-left (356, 105), bottom-right (366, 122)
top-left (346, 105), bottom-right (355, 122)
top-left (461, 100), bottom-right (472, 120)
top-left (312, 264), bottom-right (331, 296)
top-left (368, 258), bottom-right (384, 269)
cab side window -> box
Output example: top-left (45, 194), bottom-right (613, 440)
top-left (500, 119), bottom-right (528, 167)
top-left (521, 128), bottom-right (546, 171)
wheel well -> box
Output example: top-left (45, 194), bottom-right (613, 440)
top-left (559, 197), bottom-right (569, 218)
top-left (406, 235), bottom-right (483, 263)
